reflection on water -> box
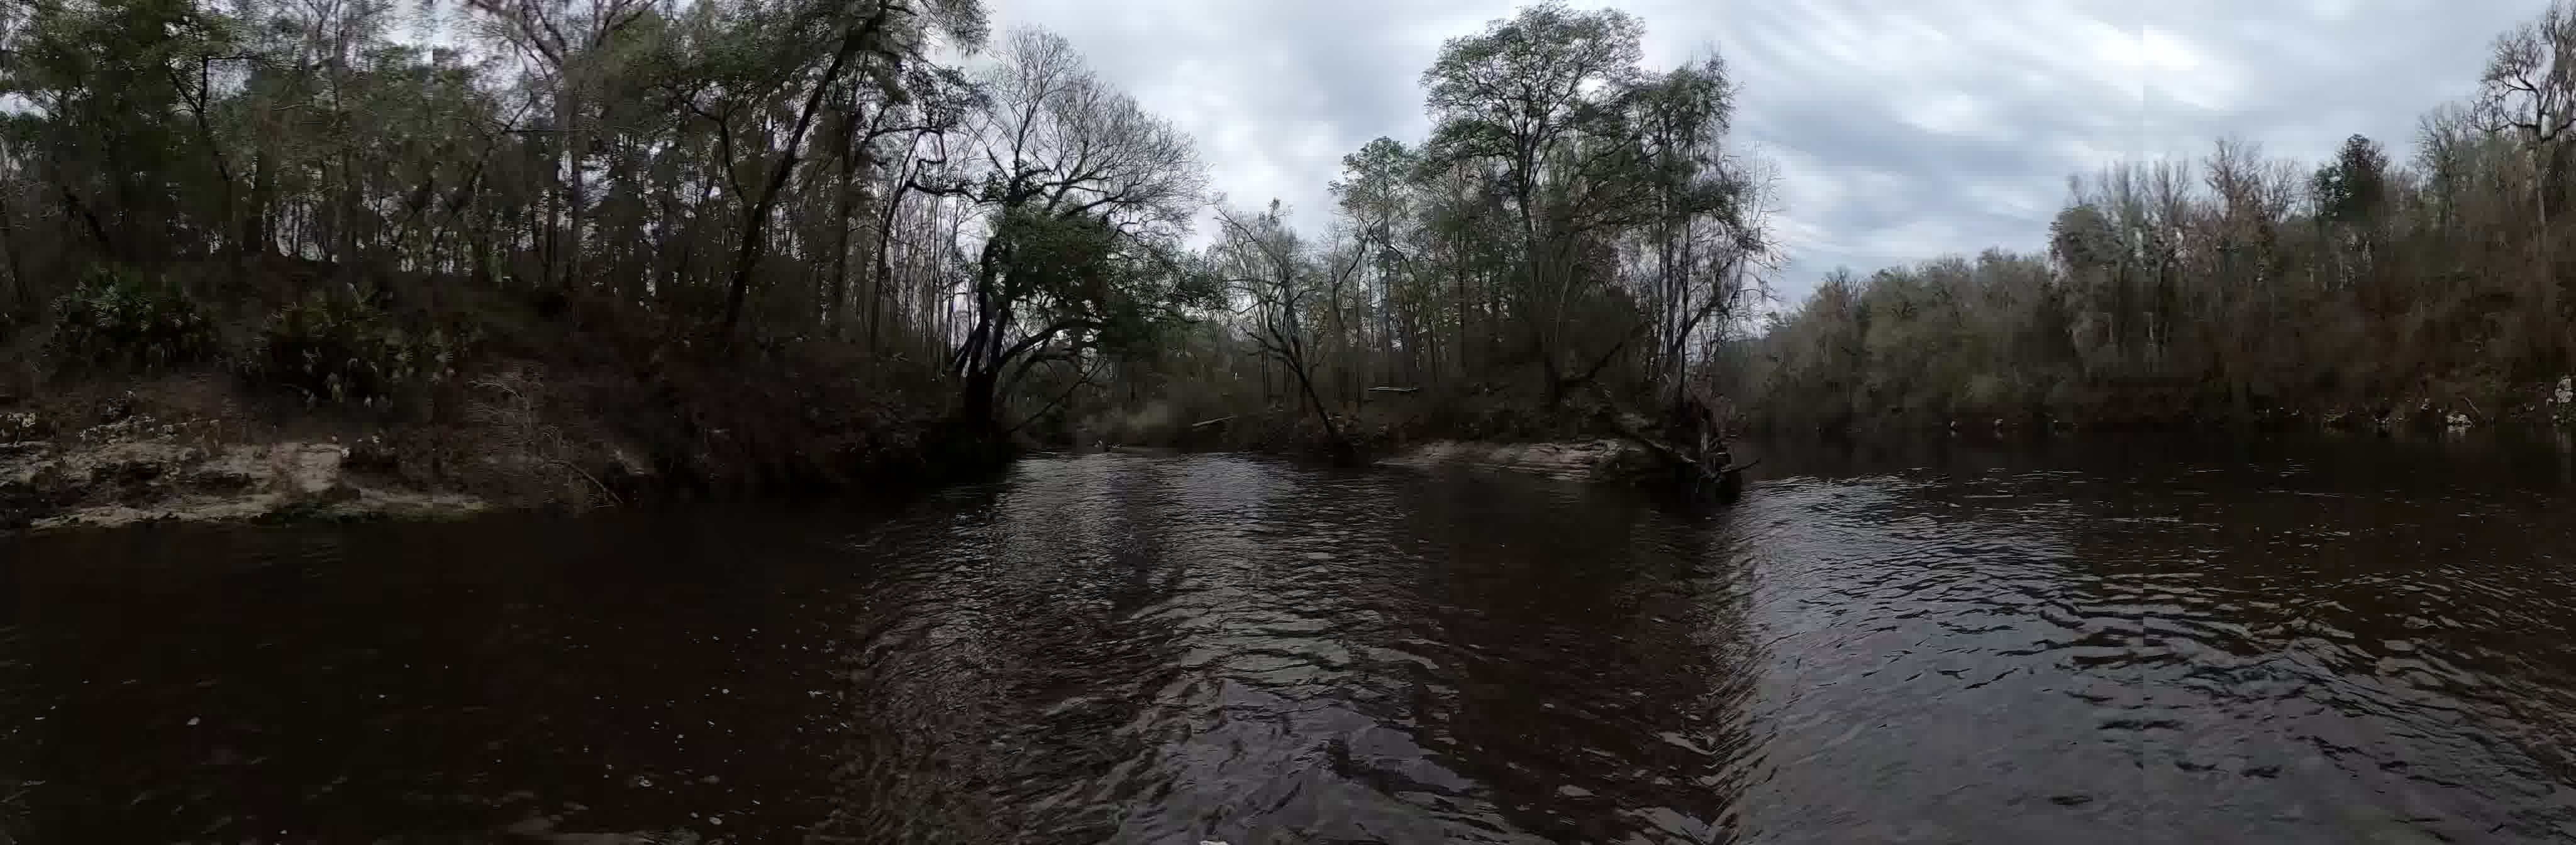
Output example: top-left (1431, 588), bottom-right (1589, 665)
top-left (826, 453), bottom-right (1758, 844)
top-left (4, 435), bottom-right (2576, 842)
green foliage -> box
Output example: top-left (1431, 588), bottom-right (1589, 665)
top-left (1013, 210), bottom-right (1214, 365)
top-left (2312, 135), bottom-right (2390, 225)
top-left (46, 265), bottom-right (218, 371)
top-left (1421, 1), bottom-right (1646, 165)
top-left (253, 292), bottom-right (480, 405)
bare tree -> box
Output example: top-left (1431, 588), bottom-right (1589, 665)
top-left (2475, 0), bottom-right (2576, 226)
top-left (1213, 199), bottom-right (1350, 440)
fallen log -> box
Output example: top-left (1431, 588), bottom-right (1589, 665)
top-left (1189, 416), bottom-right (1234, 429)
top-left (1603, 416), bottom-right (1745, 499)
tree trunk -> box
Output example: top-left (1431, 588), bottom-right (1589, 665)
top-left (826, 97), bottom-right (862, 340)
top-left (59, 184), bottom-right (113, 258)
top-left (186, 55), bottom-right (240, 255)
top-left (242, 153), bottom-right (272, 255)
top-left (870, 152), bottom-right (918, 353)
top-left (0, 195), bottom-right (27, 312)
top-left (561, 82), bottom-right (586, 293)
top-left (1454, 245), bottom-right (1470, 380)
top-left (1289, 355), bottom-right (1340, 441)
top-left (718, 6), bottom-right (896, 344)
top-left (538, 143), bottom-right (557, 289)
top-left (962, 367), bottom-right (998, 432)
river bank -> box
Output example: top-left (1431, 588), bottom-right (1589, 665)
top-left (0, 282), bottom-right (1712, 535)
top-left (1087, 379), bottom-right (1743, 492)
top-left (1746, 374), bottom-right (2576, 439)
top-left (0, 375), bottom-right (974, 535)
top-left (0, 365), bottom-right (1688, 535)
top-left (0, 429), bottom-right (485, 533)
top-left (0, 263), bottom-right (994, 537)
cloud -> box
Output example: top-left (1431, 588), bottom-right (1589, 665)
top-left (984, 0), bottom-right (2541, 301)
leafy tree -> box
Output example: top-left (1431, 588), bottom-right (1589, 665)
top-left (923, 27), bottom-right (1206, 429)
top-left (2312, 134), bottom-right (2390, 225)
top-left (1420, 0), bottom-right (1657, 399)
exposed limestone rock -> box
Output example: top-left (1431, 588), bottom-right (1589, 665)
top-left (1, 424), bottom-right (486, 534)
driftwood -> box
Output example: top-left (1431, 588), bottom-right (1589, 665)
top-left (1610, 419), bottom-right (1711, 470)
top-left (1604, 413), bottom-right (1746, 499)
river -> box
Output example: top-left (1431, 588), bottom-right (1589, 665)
top-left (4, 435), bottom-right (2576, 843)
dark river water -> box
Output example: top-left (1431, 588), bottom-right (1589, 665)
top-left (7, 435), bottom-right (2576, 844)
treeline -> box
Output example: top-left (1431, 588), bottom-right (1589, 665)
top-left (1738, 3), bottom-right (2576, 433)
top-left (1065, 1), bottom-right (1775, 445)
top-left (0, 0), bottom-right (1770, 453)
top-left (0, 0), bottom-right (1010, 347)
top-left (0, 0), bottom-right (1228, 443)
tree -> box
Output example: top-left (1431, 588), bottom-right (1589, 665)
top-left (928, 27), bottom-right (1208, 430)
top-left (1420, 0), bottom-right (1657, 399)
top-left (1067, 3), bottom-right (1781, 436)
top-left (1626, 54), bottom-right (1766, 408)
top-left (2475, 0), bottom-right (2576, 225)
top-left (687, 0), bottom-right (986, 341)
top-left (1212, 199), bottom-right (1344, 439)
top-left (4, 0), bottom-right (237, 258)
top-left (454, 0), bottom-right (652, 290)
top-left (2312, 134), bottom-right (2390, 225)
top-left (1328, 136), bottom-right (1416, 389)
top-left (2309, 134), bottom-right (2390, 319)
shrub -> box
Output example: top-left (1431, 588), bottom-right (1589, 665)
top-left (47, 265), bottom-right (219, 371)
top-left (467, 368), bottom-right (617, 509)
top-left (253, 291), bottom-right (480, 405)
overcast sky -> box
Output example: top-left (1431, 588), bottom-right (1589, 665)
top-left (981, 0), bottom-right (2541, 303)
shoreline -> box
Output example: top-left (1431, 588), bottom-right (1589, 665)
top-left (3, 426), bottom-right (1693, 536)
top-left (0, 373), bottom-right (995, 537)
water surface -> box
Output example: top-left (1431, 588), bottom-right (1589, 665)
top-left (6, 436), bottom-right (2576, 843)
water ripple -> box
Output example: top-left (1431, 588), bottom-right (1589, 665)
top-left (7, 441), bottom-right (2576, 842)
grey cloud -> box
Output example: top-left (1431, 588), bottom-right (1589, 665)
top-left (988, 0), bottom-right (1450, 225)
top-left (984, 0), bottom-right (2545, 300)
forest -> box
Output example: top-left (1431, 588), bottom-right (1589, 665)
top-left (8, 0), bottom-right (2574, 520)
top-left (1737, 3), bottom-right (2576, 434)
top-left (0, 0), bottom-right (1768, 507)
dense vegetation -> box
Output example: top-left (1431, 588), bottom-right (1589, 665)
top-left (1736, 2), bottom-right (2576, 433)
top-left (0, 0), bottom-right (1767, 488)
top-left (10, 0), bottom-right (2560, 519)
top-left (1104, 2), bottom-right (1773, 447)
top-left (0, 0), bottom-right (1028, 502)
